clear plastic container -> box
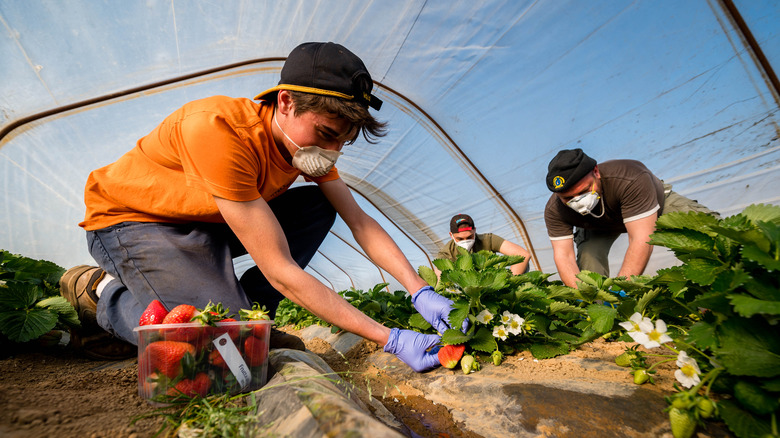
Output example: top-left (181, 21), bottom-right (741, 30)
top-left (134, 320), bottom-right (271, 406)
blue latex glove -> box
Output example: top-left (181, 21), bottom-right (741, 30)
top-left (383, 328), bottom-right (441, 372)
top-left (411, 286), bottom-right (468, 334)
top-left (603, 289), bottom-right (627, 308)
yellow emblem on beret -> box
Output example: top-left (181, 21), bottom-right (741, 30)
top-left (553, 176), bottom-right (565, 189)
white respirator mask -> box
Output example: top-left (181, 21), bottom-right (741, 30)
top-left (455, 238), bottom-right (476, 251)
top-left (275, 113), bottom-right (342, 177)
top-left (566, 190), bottom-right (604, 218)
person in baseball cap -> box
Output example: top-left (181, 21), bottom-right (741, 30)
top-left (543, 148), bottom-right (718, 288)
top-left (255, 41), bottom-right (383, 111)
top-left (69, 42), bottom-right (452, 372)
top-left (435, 213), bottom-right (532, 276)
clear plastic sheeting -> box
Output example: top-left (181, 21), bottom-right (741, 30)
top-left (1, 0), bottom-right (779, 293)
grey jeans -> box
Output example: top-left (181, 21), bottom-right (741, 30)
top-left (575, 184), bottom-right (718, 276)
top-left (87, 186), bottom-right (336, 344)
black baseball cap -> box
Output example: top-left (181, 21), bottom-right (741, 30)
top-left (546, 148), bottom-right (597, 192)
top-left (254, 42), bottom-right (383, 111)
top-left (450, 214), bottom-right (475, 233)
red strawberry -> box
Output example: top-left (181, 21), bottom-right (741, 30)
top-left (208, 349), bottom-right (228, 369)
top-left (162, 304), bottom-right (200, 342)
top-left (211, 318), bottom-right (240, 341)
top-left (168, 372), bottom-right (211, 398)
top-left (140, 340), bottom-right (196, 379)
top-left (139, 300), bottom-right (168, 326)
top-left (243, 336), bottom-right (268, 367)
top-left (437, 344), bottom-right (466, 369)
top-left (162, 304), bottom-right (198, 324)
top-left (248, 321), bottom-right (269, 340)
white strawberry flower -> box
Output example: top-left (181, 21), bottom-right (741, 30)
top-left (641, 318), bottom-right (673, 349)
top-left (476, 309), bottom-right (494, 324)
top-left (492, 325), bottom-right (509, 341)
top-left (619, 312), bottom-right (653, 334)
top-left (500, 311), bottom-right (513, 324)
top-left (507, 314), bottom-right (525, 336)
top-left (674, 351), bottom-right (701, 388)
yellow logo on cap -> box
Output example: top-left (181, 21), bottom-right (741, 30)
top-left (553, 176), bottom-right (565, 189)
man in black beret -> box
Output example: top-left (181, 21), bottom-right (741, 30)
top-left (543, 148), bottom-right (717, 287)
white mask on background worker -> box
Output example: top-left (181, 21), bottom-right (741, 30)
top-left (455, 238), bottom-right (476, 251)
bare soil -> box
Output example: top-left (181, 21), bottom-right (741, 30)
top-left (0, 329), bottom-right (680, 438)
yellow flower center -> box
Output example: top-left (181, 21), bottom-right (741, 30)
top-left (648, 330), bottom-right (662, 342)
top-left (681, 363), bottom-right (697, 377)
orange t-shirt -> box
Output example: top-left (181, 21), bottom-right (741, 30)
top-left (80, 96), bottom-right (339, 230)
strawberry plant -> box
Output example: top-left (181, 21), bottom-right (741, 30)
top-left (0, 250), bottom-right (79, 344)
top-left (611, 204), bottom-right (780, 438)
top-left (419, 249), bottom-right (605, 360)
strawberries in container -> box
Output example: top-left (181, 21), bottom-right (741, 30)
top-left (133, 301), bottom-right (272, 406)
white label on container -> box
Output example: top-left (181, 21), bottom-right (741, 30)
top-left (213, 333), bottom-right (251, 391)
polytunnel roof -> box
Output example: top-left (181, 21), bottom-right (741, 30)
top-left (2, 0), bottom-right (779, 293)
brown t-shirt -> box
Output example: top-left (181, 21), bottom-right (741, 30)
top-left (544, 160), bottom-right (664, 239)
top-left (80, 96), bottom-right (339, 230)
top-left (436, 233), bottom-right (505, 261)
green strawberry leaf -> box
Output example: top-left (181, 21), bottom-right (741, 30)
top-left (713, 318), bottom-right (780, 377)
top-left (441, 328), bottom-right (471, 345)
top-left (455, 250), bottom-right (474, 271)
top-left (718, 399), bottom-right (772, 438)
top-left (654, 210), bottom-right (720, 232)
top-left (468, 327), bottom-right (497, 353)
top-left (447, 301), bottom-right (470, 331)
top-left (586, 304), bottom-right (617, 334)
top-left (418, 265), bottom-right (438, 288)
top-left (728, 294), bottom-right (780, 318)
top-left (36, 296), bottom-right (80, 328)
top-left (0, 307), bottom-right (59, 342)
top-left (432, 258), bottom-right (455, 272)
top-left (742, 203), bottom-right (780, 225)
top-left (547, 301), bottom-right (585, 316)
top-left (649, 229), bottom-right (715, 258)
top-left (0, 281), bottom-right (43, 309)
top-left (408, 313), bottom-right (432, 330)
top-left (733, 380), bottom-right (780, 415)
top-left (741, 243), bottom-right (780, 272)
top-left (685, 321), bottom-right (717, 351)
top-left (682, 258), bottom-right (725, 286)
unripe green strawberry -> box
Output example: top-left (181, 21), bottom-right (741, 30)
top-left (669, 392), bottom-right (696, 410)
top-left (491, 350), bottom-right (503, 366)
top-left (669, 407), bottom-right (697, 438)
top-left (633, 369), bottom-right (650, 385)
top-left (696, 398), bottom-right (716, 419)
top-left (615, 352), bottom-right (632, 367)
top-left (461, 354), bottom-right (476, 375)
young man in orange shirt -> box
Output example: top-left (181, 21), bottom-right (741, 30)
top-left (61, 42), bottom-right (459, 372)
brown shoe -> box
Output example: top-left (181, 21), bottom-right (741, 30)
top-left (60, 265), bottom-right (136, 361)
top-left (59, 265), bottom-right (103, 327)
top-left (269, 327), bottom-right (305, 351)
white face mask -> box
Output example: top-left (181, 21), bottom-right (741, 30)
top-left (567, 190), bottom-right (604, 218)
top-left (275, 113), bottom-right (343, 177)
top-left (455, 238), bottom-right (475, 251)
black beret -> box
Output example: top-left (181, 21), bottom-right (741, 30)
top-left (546, 148), bottom-right (597, 192)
